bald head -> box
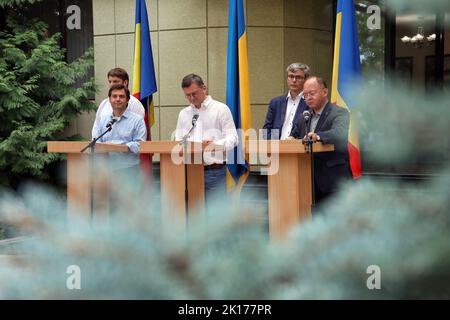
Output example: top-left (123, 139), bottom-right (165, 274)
top-left (304, 76), bottom-right (327, 89)
top-left (303, 76), bottom-right (329, 111)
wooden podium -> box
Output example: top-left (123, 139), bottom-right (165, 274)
top-left (47, 141), bottom-right (128, 218)
top-left (247, 140), bottom-right (334, 239)
top-left (48, 141), bottom-right (206, 221)
top-left (140, 141), bottom-right (205, 221)
top-left (48, 139), bottom-right (331, 239)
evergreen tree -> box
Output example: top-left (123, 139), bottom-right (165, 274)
top-left (0, 0), bottom-right (96, 187)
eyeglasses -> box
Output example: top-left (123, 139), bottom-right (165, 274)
top-left (185, 89), bottom-right (201, 99)
top-left (303, 91), bottom-right (319, 99)
top-left (287, 75), bottom-right (305, 81)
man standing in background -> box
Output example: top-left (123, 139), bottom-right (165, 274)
top-left (263, 62), bottom-right (310, 140)
top-left (92, 68), bottom-right (145, 139)
top-left (92, 84), bottom-right (146, 173)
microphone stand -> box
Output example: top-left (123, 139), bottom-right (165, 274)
top-left (80, 122), bottom-right (115, 153)
top-left (303, 119), bottom-right (315, 209)
top-left (179, 122), bottom-right (197, 217)
top-left (80, 121), bottom-right (115, 221)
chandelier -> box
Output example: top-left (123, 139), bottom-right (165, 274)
top-left (401, 27), bottom-right (436, 48)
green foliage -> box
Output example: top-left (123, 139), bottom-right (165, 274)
top-left (2, 70), bottom-right (449, 298)
top-left (356, 81), bottom-right (450, 171)
top-left (0, 167), bottom-right (449, 299)
top-left (0, 222), bottom-right (5, 240)
top-left (0, 0), bottom-right (42, 8)
top-left (0, 2), bottom-right (96, 187)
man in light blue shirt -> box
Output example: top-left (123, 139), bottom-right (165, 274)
top-left (92, 84), bottom-right (147, 171)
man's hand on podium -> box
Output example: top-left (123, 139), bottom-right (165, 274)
top-left (306, 132), bottom-right (320, 142)
top-left (202, 139), bottom-right (213, 148)
top-left (202, 140), bottom-right (224, 152)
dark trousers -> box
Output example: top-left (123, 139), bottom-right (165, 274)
top-left (204, 166), bottom-right (227, 207)
top-left (312, 184), bottom-right (334, 215)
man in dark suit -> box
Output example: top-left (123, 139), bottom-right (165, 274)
top-left (290, 76), bottom-right (352, 205)
top-left (263, 63), bottom-right (310, 139)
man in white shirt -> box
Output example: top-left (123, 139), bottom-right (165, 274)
top-left (262, 62), bottom-right (310, 139)
top-left (92, 68), bottom-right (145, 139)
top-left (175, 74), bottom-right (238, 200)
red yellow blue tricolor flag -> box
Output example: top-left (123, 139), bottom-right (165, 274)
top-left (132, 0), bottom-right (157, 177)
top-left (331, 0), bottom-right (362, 179)
top-left (133, 0), bottom-right (157, 132)
top-left (226, 0), bottom-right (252, 192)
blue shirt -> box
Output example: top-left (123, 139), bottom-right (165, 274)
top-left (93, 108), bottom-right (147, 170)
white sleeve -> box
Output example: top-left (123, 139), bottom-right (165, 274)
top-left (174, 111), bottom-right (185, 141)
top-left (128, 97), bottom-right (145, 118)
top-left (214, 106), bottom-right (238, 151)
top-left (92, 99), bottom-right (108, 139)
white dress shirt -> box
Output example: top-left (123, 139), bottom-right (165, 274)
top-left (280, 91), bottom-right (303, 140)
top-left (175, 96), bottom-right (238, 165)
top-left (92, 95), bottom-right (145, 139)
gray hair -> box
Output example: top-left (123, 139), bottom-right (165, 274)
top-left (286, 62), bottom-right (311, 78)
top-left (181, 73), bottom-right (205, 88)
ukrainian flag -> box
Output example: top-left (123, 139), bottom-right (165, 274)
top-left (226, 0), bottom-right (252, 192)
top-left (331, 0), bottom-right (362, 179)
top-left (132, 0), bottom-right (157, 133)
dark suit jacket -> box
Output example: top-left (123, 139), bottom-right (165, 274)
top-left (263, 94), bottom-right (308, 139)
top-left (290, 102), bottom-right (352, 193)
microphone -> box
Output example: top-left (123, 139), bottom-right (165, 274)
top-left (302, 110), bottom-right (312, 147)
top-left (192, 114), bottom-right (199, 126)
top-left (106, 117), bottom-right (118, 129)
top-left (302, 110), bottom-right (311, 122)
top-left (180, 114), bottom-right (199, 145)
top-left (303, 110), bottom-right (312, 134)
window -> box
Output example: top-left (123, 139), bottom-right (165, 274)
top-left (354, 1), bottom-right (387, 174)
top-left (355, 0), bottom-right (386, 85)
top-left (30, 0), bottom-right (94, 97)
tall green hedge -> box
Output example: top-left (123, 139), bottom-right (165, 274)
top-left (0, 0), bottom-right (96, 187)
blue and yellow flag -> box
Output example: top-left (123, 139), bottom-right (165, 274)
top-left (226, 0), bottom-right (252, 192)
top-left (331, 0), bottom-right (362, 179)
top-left (132, 0), bottom-right (157, 133)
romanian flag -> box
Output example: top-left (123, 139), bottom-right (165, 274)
top-left (226, 0), bottom-right (252, 192)
top-left (132, 0), bottom-right (157, 176)
top-left (331, 0), bottom-right (362, 179)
